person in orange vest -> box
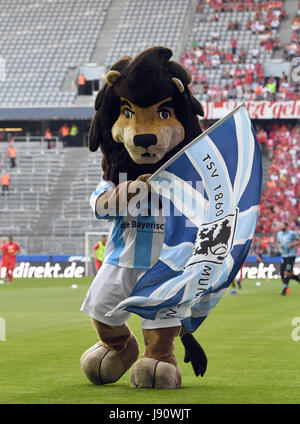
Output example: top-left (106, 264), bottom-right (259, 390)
top-left (255, 83), bottom-right (263, 99)
top-left (45, 128), bottom-right (53, 150)
top-left (60, 123), bottom-right (70, 147)
top-left (78, 73), bottom-right (86, 95)
top-left (7, 145), bottom-right (16, 168)
top-left (1, 172), bottom-right (10, 196)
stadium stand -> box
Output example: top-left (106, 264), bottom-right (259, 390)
top-left (255, 121), bottom-right (300, 253)
top-left (0, 0), bottom-right (111, 107)
top-left (283, 1), bottom-right (300, 59)
top-left (0, 142), bottom-right (67, 250)
top-left (181, 0), bottom-right (299, 101)
top-left (50, 150), bottom-right (108, 254)
top-left (0, 141), bottom-right (107, 254)
top-left (105, 0), bottom-right (193, 67)
top-left (283, 1), bottom-right (300, 93)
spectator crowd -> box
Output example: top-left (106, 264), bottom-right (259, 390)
top-left (283, 1), bottom-right (300, 60)
top-left (197, 0), bottom-right (286, 13)
top-left (182, 0), bottom-right (300, 101)
top-left (255, 121), bottom-right (300, 253)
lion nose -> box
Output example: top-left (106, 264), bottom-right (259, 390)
top-left (133, 134), bottom-right (157, 148)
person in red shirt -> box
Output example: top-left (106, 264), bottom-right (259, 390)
top-left (257, 128), bottom-right (267, 145)
top-left (0, 236), bottom-right (20, 284)
top-left (245, 71), bottom-right (253, 86)
top-left (0, 236), bottom-right (7, 283)
top-left (224, 53), bottom-right (231, 63)
top-left (231, 36), bottom-right (237, 55)
top-left (266, 137), bottom-right (274, 159)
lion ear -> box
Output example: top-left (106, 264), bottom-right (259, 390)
top-left (105, 70), bottom-right (121, 87)
top-left (172, 77), bottom-right (184, 93)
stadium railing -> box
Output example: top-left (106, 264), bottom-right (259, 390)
top-left (12, 136), bottom-right (62, 150)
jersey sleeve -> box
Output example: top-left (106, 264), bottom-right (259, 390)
top-left (292, 232), bottom-right (298, 242)
top-left (93, 242), bottom-right (99, 251)
top-left (90, 180), bottom-right (115, 220)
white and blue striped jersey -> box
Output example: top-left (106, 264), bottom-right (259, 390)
top-left (90, 180), bottom-right (165, 269)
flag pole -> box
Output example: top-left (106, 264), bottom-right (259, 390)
top-left (149, 102), bottom-right (247, 182)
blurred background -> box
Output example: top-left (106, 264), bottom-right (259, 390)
top-left (0, 0), bottom-right (299, 272)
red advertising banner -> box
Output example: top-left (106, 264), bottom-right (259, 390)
top-left (201, 100), bottom-right (300, 120)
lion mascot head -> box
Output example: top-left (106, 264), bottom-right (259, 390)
top-left (88, 46), bottom-right (204, 184)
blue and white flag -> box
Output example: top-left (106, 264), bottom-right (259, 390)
top-left (107, 104), bottom-right (262, 332)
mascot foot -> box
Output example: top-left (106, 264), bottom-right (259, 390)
top-left (80, 334), bottom-right (139, 385)
top-left (130, 358), bottom-right (181, 389)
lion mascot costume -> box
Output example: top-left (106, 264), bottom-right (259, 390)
top-left (80, 46), bottom-right (207, 389)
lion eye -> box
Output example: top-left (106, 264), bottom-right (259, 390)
top-left (123, 108), bottom-right (133, 119)
top-left (159, 109), bottom-right (170, 119)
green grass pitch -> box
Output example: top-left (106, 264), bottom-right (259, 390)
top-left (0, 276), bottom-right (299, 404)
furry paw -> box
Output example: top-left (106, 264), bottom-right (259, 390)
top-left (130, 358), bottom-right (181, 389)
top-left (80, 335), bottom-right (139, 385)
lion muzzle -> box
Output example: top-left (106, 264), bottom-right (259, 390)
top-left (133, 134), bottom-right (157, 149)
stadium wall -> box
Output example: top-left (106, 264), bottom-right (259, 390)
top-left (1, 100), bottom-right (300, 122)
top-left (0, 255), bottom-right (299, 280)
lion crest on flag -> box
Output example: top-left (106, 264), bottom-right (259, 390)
top-left (188, 210), bottom-right (238, 266)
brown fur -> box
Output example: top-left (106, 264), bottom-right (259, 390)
top-left (88, 46), bottom-right (204, 184)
